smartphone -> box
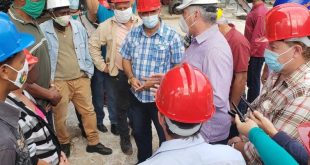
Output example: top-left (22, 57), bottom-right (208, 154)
top-left (232, 102), bottom-right (246, 122)
top-left (240, 96), bottom-right (255, 112)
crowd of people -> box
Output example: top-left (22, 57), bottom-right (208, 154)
top-left (0, 0), bottom-right (309, 164)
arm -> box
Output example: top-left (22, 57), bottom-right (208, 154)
top-left (0, 149), bottom-right (16, 165)
top-left (85, 0), bottom-right (99, 23)
top-left (230, 72), bottom-right (247, 107)
top-left (273, 131), bottom-right (309, 165)
top-left (250, 16), bottom-right (268, 56)
top-left (248, 128), bottom-right (298, 165)
top-left (25, 83), bottom-right (61, 106)
top-left (88, 23), bottom-right (108, 72)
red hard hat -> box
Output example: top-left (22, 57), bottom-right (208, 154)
top-left (137, 0), bottom-right (161, 13)
top-left (111, 0), bottom-right (131, 3)
top-left (261, 3), bottom-right (310, 42)
top-left (156, 63), bottom-right (215, 124)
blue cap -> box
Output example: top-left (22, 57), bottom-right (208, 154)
top-left (0, 12), bottom-right (35, 62)
top-left (274, 0), bottom-right (310, 9)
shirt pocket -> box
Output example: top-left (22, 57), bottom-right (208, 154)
top-left (131, 41), bottom-right (142, 59)
top-left (152, 43), bottom-right (169, 64)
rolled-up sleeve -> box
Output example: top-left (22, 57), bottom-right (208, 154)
top-left (170, 33), bottom-right (185, 65)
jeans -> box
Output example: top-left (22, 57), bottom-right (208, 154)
top-left (109, 71), bottom-right (130, 138)
top-left (129, 92), bottom-right (166, 163)
top-left (90, 68), bottom-right (117, 125)
top-left (247, 57), bottom-right (265, 103)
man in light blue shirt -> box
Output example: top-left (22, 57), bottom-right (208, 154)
top-left (140, 63), bottom-right (245, 165)
top-left (121, 0), bottom-right (184, 163)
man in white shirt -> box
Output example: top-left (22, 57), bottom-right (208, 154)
top-left (140, 63), bottom-right (246, 165)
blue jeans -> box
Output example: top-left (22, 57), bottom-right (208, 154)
top-left (129, 92), bottom-right (165, 163)
top-left (90, 68), bottom-right (117, 125)
top-left (247, 57), bottom-right (265, 103)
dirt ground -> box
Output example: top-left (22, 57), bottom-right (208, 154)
top-left (66, 6), bottom-right (246, 165)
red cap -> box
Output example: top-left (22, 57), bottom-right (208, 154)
top-left (24, 49), bottom-right (38, 65)
top-left (137, 0), bottom-right (161, 13)
top-left (298, 122), bottom-right (310, 154)
top-left (99, 0), bottom-right (111, 9)
top-left (111, 0), bottom-right (131, 3)
top-left (156, 63), bottom-right (215, 124)
top-left (258, 3), bottom-right (310, 43)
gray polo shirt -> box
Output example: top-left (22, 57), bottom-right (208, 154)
top-left (0, 102), bottom-right (31, 165)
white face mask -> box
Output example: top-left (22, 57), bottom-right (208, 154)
top-left (4, 60), bottom-right (29, 88)
top-left (179, 13), bottom-right (197, 34)
top-left (142, 14), bottom-right (159, 29)
top-left (114, 7), bottom-right (133, 24)
top-left (53, 15), bottom-right (71, 27)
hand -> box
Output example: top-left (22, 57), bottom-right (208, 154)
top-left (130, 77), bottom-right (143, 91)
top-left (44, 103), bottom-right (52, 112)
top-left (235, 115), bottom-right (258, 137)
top-left (103, 65), bottom-right (109, 73)
top-left (249, 111), bottom-right (278, 137)
top-left (150, 84), bottom-right (160, 98)
top-left (59, 152), bottom-right (70, 165)
top-left (48, 86), bottom-right (62, 106)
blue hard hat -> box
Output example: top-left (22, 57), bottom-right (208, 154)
top-left (274, 0), bottom-right (310, 9)
top-left (0, 12), bottom-right (35, 63)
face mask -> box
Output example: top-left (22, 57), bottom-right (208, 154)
top-left (178, 13), bottom-right (197, 34)
top-left (264, 47), bottom-right (294, 72)
top-left (21, 0), bottom-right (45, 19)
top-left (53, 15), bottom-right (71, 27)
top-left (72, 15), bottom-right (79, 20)
top-left (4, 60), bottom-right (29, 88)
top-left (142, 14), bottom-right (159, 29)
top-left (114, 7), bottom-right (133, 24)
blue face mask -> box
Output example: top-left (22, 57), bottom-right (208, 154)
top-left (142, 14), bottom-right (159, 29)
top-left (264, 47), bottom-right (294, 72)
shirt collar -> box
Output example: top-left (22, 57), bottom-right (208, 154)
top-left (8, 6), bottom-right (34, 25)
top-left (195, 25), bottom-right (219, 44)
top-left (284, 62), bottom-right (310, 87)
top-left (149, 134), bottom-right (206, 159)
top-left (45, 19), bottom-right (78, 34)
top-left (0, 101), bottom-right (21, 129)
top-left (252, 3), bottom-right (265, 10)
top-left (111, 15), bottom-right (140, 28)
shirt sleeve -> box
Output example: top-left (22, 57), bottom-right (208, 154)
top-left (170, 33), bottom-right (185, 66)
top-left (0, 149), bottom-right (16, 165)
top-left (232, 39), bottom-right (250, 73)
top-left (120, 31), bottom-right (133, 60)
top-left (88, 22), bottom-right (108, 72)
top-left (273, 131), bottom-right (309, 165)
top-left (245, 127), bottom-right (298, 165)
top-left (249, 16), bottom-right (268, 57)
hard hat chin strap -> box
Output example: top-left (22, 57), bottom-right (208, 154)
top-left (164, 117), bottom-right (202, 137)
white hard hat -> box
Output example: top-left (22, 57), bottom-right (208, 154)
top-left (176, 0), bottom-right (219, 11)
top-left (47, 0), bottom-right (71, 10)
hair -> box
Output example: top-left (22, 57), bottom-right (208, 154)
top-left (165, 118), bottom-right (201, 139)
top-left (187, 5), bottom-right (217, 24)
top-left (286, 37), bottom-right (310, 61)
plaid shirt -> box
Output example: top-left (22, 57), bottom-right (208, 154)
top-left (120, 22), bottom-right (184, 103)
top-left (244, 62), bottom-right (310, 164)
